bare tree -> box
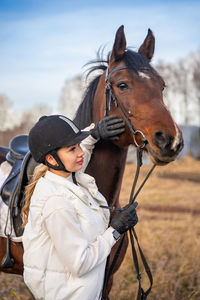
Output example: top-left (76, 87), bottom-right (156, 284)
top-left (192, 51), bottom-right (200, 126)
top-left (176, 61), bottom-right (190, 124)
top-left (156, 54), bottom-right (200, 126)
top-left (19, 104), bottom-right (53, 132)
top-left (0, 103), bottom-right (52, 146)
top-left (0, 94), bottom-right (13, 131)
top-left (59, 75), bottom-right (85, 119)
top-left (156, 62), bottom-right (181, 121)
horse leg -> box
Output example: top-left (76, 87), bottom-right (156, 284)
top-left (0, 237), bottom-right (23, 275)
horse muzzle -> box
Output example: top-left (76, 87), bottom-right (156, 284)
top-left (146, 130), bottom-right (184, 165)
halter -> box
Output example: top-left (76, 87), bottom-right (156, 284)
top-left (101, 65), bottom-right (156, 300)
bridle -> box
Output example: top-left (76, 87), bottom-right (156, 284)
top-left (104, 65), bottom-right (147, 149)
top-left (103, 64), bottom-right (156, 206)
top-left (101, 65), bottom-right (156, 300)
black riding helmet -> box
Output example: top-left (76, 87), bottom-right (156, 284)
top-left (28, 115), bottom-right (90, 172)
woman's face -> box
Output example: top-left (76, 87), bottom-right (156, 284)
top-left (46, 144), bottom-right (85, 177)
top-left (57, 144), bottom-right (84, 173)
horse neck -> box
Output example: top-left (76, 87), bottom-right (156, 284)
top-left (86, 75), bottom-right (128, 207)
top-left (86, 141), bottom-right (128, 207)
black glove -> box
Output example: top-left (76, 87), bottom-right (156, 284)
top-left (110, 202), bottom-right (138, 234)
top-left (91, 115), bottom-right (125, 141)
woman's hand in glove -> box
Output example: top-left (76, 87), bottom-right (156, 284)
top-left (110, 202), bottom-right (138, 234)
top-left (91, 115), bottom-right (125, 141)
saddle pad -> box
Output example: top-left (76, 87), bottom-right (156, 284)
top-left (0, 234), bottom-right (22, 242)
top-left (0, 162), bottom-right (16, 238)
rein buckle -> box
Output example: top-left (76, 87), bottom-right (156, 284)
top-left (133, 130), bottom-right (147, 149)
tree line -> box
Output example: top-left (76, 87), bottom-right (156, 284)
top-left (0, 51), bottom-right (199, 147)
top-left (156, 51), bottom-right (200, 125)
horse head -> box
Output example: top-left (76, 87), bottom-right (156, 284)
top-left (93, 25), bottom-right (183, 165)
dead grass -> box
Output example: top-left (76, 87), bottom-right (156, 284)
top-left (110, 156), bottom-right (200, 300)
top-left (0, 273), bottom-right (33, 299)
top-left (0, 156), bottom-right (200, 299)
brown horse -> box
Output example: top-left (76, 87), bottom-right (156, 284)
top-left (0, 25), bottom-right (183, 294)
top-left (74, 25), bottom-right (183, 292)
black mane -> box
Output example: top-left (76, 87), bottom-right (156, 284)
top-left (73, 75), bottom-right (102, 129)
top-left (73, 49), bottom-right (153, 129)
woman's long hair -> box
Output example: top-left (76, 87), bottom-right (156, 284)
top-left (21, 164), bottom-right (48, 227)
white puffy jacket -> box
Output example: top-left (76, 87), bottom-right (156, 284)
top-left (22, 134), bottom-right (116, 300)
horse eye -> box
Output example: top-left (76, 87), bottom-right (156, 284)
top-left (117, 82), bottom-right (129, 91)
top-left (162, 84), bottom-right (166, 91)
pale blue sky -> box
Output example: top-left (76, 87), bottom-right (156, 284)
top-left (0, 0), bottom-right (200, 111)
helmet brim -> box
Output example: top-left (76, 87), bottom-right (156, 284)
top-left (61, 131), bottom-right (91, 147)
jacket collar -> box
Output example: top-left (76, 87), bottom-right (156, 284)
top-left (44, 171), bottom-right (108, 210)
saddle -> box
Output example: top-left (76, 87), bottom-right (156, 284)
top-left (0, 134), bottom-right (38, 268)
top-left (0, 134), bottom-right (38, 237)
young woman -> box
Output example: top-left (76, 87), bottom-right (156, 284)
top-left (22, 114), bottom-right (138, 300)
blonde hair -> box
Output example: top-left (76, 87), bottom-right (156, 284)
top-left (21, 164), bottom-right (48, 228)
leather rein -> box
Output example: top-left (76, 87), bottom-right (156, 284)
top-left (101, 65), bottom-right (156, 300)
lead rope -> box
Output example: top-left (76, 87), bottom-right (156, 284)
top-left (128, 148), bottom-right (155, 300)
top-left (101, 148), bottom-right (155, 300)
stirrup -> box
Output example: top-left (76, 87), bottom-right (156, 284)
top-left (1, 235), bottom-right (14, 268)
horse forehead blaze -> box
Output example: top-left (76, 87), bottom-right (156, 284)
top-left (138, 71), bottom-right (151, 79)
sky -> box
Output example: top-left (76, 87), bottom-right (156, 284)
top-left (0, 0), bottom-right (200, 112)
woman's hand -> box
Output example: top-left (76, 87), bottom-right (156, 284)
top-left (91, 115), bottom-right (125, 141)
top-left (110, 202), bottom-right (138, 234)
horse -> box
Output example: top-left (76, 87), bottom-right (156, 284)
top-left (0, 25), bottom-right (183, 296)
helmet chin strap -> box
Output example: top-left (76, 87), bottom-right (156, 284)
top-left (45, 150), bottom-right (78, 185)
top-left (45, 150), bottom-right (70, 172)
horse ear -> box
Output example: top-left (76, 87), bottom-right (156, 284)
top-left (110, 25), bottom-right (126, 62)
top-left (138, 29), bottom-right (155, 60)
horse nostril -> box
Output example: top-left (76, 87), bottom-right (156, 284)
top-left (154, 131), bottom-right (172, 150)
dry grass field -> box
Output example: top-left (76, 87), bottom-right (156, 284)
top-left (110, 156), bottom-right (200, 300)
top-left (0, 156), bottom-right (200, 300)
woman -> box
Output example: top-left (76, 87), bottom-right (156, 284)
top-left (22, 114), bottom-right (138, 300)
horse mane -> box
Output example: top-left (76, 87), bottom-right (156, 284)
top-left (73, 49), bottom-right (153, 129)
top-left (73, 75), bottom-right (102, 129)
top-left (73, 50), bottom-right (109, 129)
